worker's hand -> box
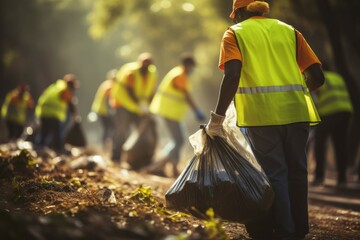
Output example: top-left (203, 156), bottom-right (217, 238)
top-left (194, 108), bottom-right (206, 122)
top-left (73, 114), bottom-right (82, 123)
top-left (139, 104), bottom-right (149, 115)
top-left (205, 111), bottom-right (225, 138)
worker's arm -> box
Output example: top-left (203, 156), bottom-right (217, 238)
top-left (214, 59), bottom-right (242, 116)
top-left (125, 85), bottom-right (139, 103)
top-left (303, 63), bottom-right (325, 92)
top-left (26, 93), bottom-right (35, 109)
top-left (205, 59), bottom-right (241, 138)
top-left (61, 88), bottom-right (79, 120)
top-left (124, 73), bottom-right (139, 104)
top-left (182, 89), bottom-right (196, 110)
top-left (173, 76), bottom-right (205, 121)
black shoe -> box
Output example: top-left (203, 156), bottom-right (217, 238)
top-left (311, 178), bottom-right (324, 186)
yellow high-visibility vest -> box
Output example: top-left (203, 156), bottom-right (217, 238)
top-left (317, 71), bottom-right (353, 116)
top-left (231, 18), bottom-right (320, 126)
top-left (150, 66), bottom-right (190, 121)
top-left (110, 62), bottom-right (157, 115)
top-left (1, 90), bottom-right (31, 125)
top-left (91, 79), bottom-right (113, 116)
top-left (35, 80), bottom-right (68, 121)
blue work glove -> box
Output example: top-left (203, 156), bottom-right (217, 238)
top-left (205, 111), bottom-right (225, 138)
top-left (194, 108), bottom-right (206, 122)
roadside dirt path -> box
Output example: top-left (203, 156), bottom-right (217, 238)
top-left (0, 144), bottom-right (359, 240)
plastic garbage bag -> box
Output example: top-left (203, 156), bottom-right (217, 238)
top-left (122, 114), bottom-right (158, 171)
top-left (65, 121), bottom-right (87, 147)
top-left (165, 103), bottom-right (274, 223)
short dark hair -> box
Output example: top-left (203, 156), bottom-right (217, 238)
top-left (181, 53), bottom-right (196, 66)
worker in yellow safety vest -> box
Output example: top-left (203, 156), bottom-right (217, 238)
top-left (35, 74), bottom-right (79, 152)
top-left (205, 0), bottom-right (324, 239)
top-left (1, 83), bottom-right (34, 140)
top-left (147, 54), bottom-right (205, 177)
top-left (110, 53), bottom-right (157, 163)
top-left (91, 69), bottom-right (117, 148)
top-left (312, 67), bottom-right (354, 188)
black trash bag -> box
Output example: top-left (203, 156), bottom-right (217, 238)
top-left (165, 104), bottom-right (274, 223)
top-left (65, 121), bottom-right (87, 147)
top-left (122, 114), bottom-right (158, 171)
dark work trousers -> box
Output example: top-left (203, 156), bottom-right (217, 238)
top-left (111, 107), bottom-right (141, 162)
top-left (5, 120), bottom-right (24, 140)
top-left (99, 115), bottom-right (115, 144)
top-left (313, 112), bottom-right (352, 184)
top-left (244, 123), bottom-right (310, 239)
top-left (38, 117), bottom-right (62, 151)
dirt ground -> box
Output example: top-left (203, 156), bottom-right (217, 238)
top-left (0, 142), bottom-right (359, 240)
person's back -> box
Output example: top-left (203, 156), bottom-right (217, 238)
top-left (231, 17), bottom-right (320, 127)
top-left (2, 86), bottom-right (33, 125)
top-left (1, 84), bottom-right (34, 140)
top-left (150, 66), bottom-right (190, 122)
top-left (109, 53), bottom-right (158, 163)
top-left (147, 55), bottom-right (205, 177)
top-left (110, 56), bottom-right (157, 115)
top-left (205, 1), bottom-right (324, 239)
top-left (36, 80), bottom-right (68, 121)
top-left (35, 74), bottom-right (79, 152)
top-left (317, 70), bottom-right (353, 116)
top-left (313, 69), bottom-right (353, 187)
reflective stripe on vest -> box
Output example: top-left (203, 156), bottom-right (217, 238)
top-left (237, 84), bottom-right (308, 94)
top-left (157, 91), bottom-right (187, 102)
top-left (317, 71), bottom-right (353, 116)
top-left (231, 18), bottom-right (320, 126)
top-left (149, 66), bottom-right (190, 121)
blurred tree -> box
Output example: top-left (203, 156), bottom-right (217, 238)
top-left (315, 0), bottom-right (360, 165)
top-left (268, 0), bottom-right (360, 164)
top-left (5, 0), bottom-right (358, 155)
top-left (87, 0), bottom-right (229, 79)
top-left (0, 0), bottom-right (90, 99)
top-left (0, 0), bottom-right (118, 143)
top-left (86, 0), bottom-right (232, 124)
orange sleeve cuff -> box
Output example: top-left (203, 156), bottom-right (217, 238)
top-left (218, 28), bottom-right (242, 70)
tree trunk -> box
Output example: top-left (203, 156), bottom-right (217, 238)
top-left (316, 0), bottom-right (360, 166)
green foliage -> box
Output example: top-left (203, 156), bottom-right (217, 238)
top-left (204, 208), bottom-right (229, 240)
top-left (3, 0), bottom-right (358, 141)
top-left (68, 177), bottom-right (82, 189)
top-left (131, 185), bottom-right (155, 204)
top-left (86, 0), bottom-right (229, 81)
top-left (88, 0), bottom-right (126, 39)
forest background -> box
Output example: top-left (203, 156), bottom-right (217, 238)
top-left (1, 0), bottom-right (359, 163)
